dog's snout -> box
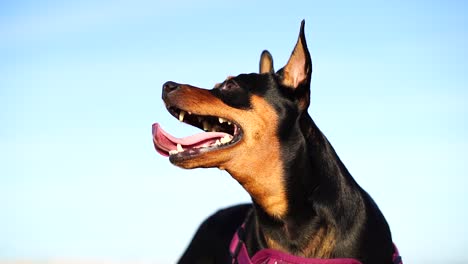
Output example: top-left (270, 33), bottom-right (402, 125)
top-left (163, 81), bottom-right (180, 95)
top-left (162, 81), bottom-right (180, 101)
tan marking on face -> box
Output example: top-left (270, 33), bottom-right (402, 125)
top-left (165, 86), bottom-right (288, 218)
top-left (224, 96), bottom-right (287, 218)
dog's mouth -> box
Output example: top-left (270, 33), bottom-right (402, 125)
top-left (153, 107), bottom-right (243, 161)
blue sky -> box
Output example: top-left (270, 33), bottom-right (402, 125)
top-left (0, 0), bottom-right (467, 263)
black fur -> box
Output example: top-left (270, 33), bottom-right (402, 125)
top-left (170, 22), bottom-right (395, 264)
top-left (177, 72), bottom-right (394, 264)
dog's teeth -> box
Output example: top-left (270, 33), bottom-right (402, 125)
top-left (215, 139), bottom-right (221, 146)
top-left (203, 121), bottom-right (211, 131)
top-left (227, 121), bottom-right (232, 125)
top-left (177, 143), bottom-right (183, 152)
top-left (188, 111), bottom-right (192, 115)
top-left (179, 111), bottom-right (186, 122)
top-left (226, 135), bottom-right (233, 141)
top-left (220, 135), bottom-right (232, 144)
top-left (169, 150), bottom-right (178, 155)
top-left (218, 117), bottom-right (225, 124)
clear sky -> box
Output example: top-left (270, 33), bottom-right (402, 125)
top-left (1, 0), bottom-right (467, 263)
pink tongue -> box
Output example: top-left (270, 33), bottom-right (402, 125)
top-left (152, 123), bottom-right (230, 156)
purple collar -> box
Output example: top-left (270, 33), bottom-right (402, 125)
top-left (229, 223), bottom-right (403, 264)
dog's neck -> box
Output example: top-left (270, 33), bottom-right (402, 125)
top-left (248, 113), bottom-right (365, 257)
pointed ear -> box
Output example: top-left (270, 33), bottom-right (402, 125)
top-left (259, 50), bottom-right (274, 74)
top-left (281, 20), bottom-right (312, 89)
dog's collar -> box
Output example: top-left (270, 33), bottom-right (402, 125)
top-left (229, 223), bottom-right (403, 264)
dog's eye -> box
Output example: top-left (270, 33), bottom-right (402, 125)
top-left (212, 79), bottom-right (250, 109)
top-left (221, 81), bottom-right (239, 91)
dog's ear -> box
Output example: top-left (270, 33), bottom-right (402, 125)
top-left (280, 20), bottom-right (312, 90)
top-left (259, 50), bottom-right (274, 74)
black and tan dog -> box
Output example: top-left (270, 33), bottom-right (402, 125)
top-left (153, 21), bottom-right (400, 264)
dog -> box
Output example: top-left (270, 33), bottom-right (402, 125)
top-left (152, 20), bottom-right (402, 264)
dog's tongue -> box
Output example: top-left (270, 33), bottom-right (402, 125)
top-left (152, 123), bottom-right (230, 156)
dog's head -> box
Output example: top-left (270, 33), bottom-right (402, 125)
top-left (153, 21), bottom-right (312, 217)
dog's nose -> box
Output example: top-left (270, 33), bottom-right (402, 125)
top-left (163, 81), bottom-right (180, 95)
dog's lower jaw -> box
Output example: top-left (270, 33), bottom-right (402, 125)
top-left (169, 146), bottom-right (289, 219)
top-left (170, 156), bottom-right (222, 169)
